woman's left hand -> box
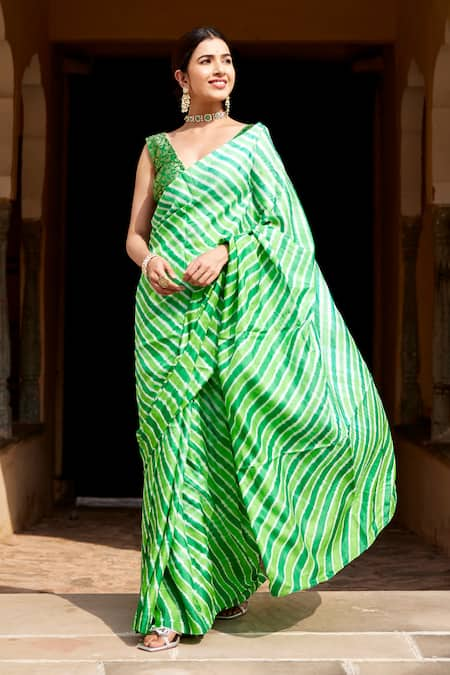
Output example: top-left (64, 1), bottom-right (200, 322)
top-left (182, 244), bottom-right (229, 287)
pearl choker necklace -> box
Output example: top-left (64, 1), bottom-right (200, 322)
top-left (184, 111), bottom-right (227, 123)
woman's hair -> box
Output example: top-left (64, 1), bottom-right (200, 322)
top-left (171, 26), bottom-right (230, 74)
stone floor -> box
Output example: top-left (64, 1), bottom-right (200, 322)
top-left (1, 506), bottom-right (450, 673)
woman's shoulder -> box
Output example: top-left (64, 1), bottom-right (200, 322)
top-left (145, 130), bottom-right (166, 145)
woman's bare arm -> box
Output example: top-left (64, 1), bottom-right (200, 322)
top-left (126, 145), bottom-right (184, 294)
top-left (125, 144), bottom-right (155, 268)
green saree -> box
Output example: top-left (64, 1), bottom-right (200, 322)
top-left (132, 122), bottom-right (397, 636)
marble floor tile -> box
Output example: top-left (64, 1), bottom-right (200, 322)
top-left (413, 635), bottom-right (450, 658)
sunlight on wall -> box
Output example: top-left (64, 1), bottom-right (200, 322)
top-left (21, 54), bottom-right (46, 219)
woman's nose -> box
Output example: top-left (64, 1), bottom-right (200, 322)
top-left (212, 61), bottom-right (225, 74)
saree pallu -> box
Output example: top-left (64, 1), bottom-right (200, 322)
top-left (132, 122), bottom-right (397, 635)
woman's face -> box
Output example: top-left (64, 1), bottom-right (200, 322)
top-left (177, 37), bottom-right (235, 106)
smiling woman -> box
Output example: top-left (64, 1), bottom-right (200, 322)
top-left (125, 25), bottom-right (397, 655)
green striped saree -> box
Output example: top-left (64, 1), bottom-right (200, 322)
top-left (132, 122), bottom-right (397, 636)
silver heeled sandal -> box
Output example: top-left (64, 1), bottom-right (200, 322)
top-left (215, 600), bottom-right (249, 620)
top-left (137, 626), bottom-right (181, 652)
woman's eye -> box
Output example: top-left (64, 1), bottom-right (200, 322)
top-left (199, 57), bottom-right (232, 65)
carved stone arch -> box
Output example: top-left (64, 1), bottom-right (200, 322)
top-left (431, 22), bottom-right (450, 440)
top-left (0, 3), bottom-right (13, 200)
top-left (19, 53), bottom-right (46, 422)
top-left (0, 2), bottom-right (14, 437)
top-left (399, 61), bottom-right (425, 424)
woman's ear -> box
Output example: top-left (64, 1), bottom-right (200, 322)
top-left (174, 69), bottom-right (188, 89)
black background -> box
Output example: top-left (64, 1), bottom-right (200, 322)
top-left (63, 48), bottom-right (377, 497)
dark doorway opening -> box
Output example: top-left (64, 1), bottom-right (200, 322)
top-left (63, 45), bottom-right (379, 498)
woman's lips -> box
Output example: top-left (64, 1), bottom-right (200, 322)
top-left (209, 80), bottom-right (226, 89)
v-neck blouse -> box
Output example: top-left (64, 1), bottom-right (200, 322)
top-left (145, 123), bottom-right (254, 203)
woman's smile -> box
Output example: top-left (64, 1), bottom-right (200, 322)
top-left (209, 79), bottom-right (227, 89)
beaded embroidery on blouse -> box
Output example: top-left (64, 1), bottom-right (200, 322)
top-left (145, 133), bottom-right (184, 203)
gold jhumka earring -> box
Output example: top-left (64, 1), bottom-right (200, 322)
top-left (225, 95), bottom-right (231, 115)
top-left (181, 88), bottom-right (191, 114)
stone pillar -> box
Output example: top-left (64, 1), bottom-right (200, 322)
top-left (431, 205), bottom-right (450, 441)
top-left (401, 215), bottom-right (423, 424)
top-left (0, 200), bottom-right (12, 438)
top-left (19, 218), bottom-right (42, 422)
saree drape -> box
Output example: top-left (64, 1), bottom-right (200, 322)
top-left (132, 122), bottom-right (397, 636)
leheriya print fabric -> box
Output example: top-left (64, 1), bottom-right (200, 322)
top-left (132, 122), bottom-right (397, 635)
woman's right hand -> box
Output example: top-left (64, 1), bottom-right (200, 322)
top-left (146, 255), bottom-right (185, 295)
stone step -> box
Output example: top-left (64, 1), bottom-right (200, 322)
top-left (1, 591), bottom-right (450, 636)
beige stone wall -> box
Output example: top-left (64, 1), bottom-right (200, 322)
top-left (0, 435), bottom-right (53, 539)
top-left (47, 0), bottom-right (397, 42)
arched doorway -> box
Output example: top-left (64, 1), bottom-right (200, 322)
top-left (62, 43), bottom-right (382, 498)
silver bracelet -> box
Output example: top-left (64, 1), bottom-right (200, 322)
top-left (141, 252), bottom-right (159, 277)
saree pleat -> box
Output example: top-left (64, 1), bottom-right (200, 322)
top-left (134, 368), bottom-right (266, 635)
top-left (132, 122), bottom-right (397, 634)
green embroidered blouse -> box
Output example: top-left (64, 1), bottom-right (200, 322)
top-left (145, 133), bottom-right (184, 203)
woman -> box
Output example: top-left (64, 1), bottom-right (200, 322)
top-left (125, 26), bottom-right (397, 653)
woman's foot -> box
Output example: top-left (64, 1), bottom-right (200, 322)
top-left (216, 600), bottom-right (249, 620)
top-left (137, 627), bottom-right (180, 652)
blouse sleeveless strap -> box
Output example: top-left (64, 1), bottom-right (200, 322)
top-left (145, 134), bottom-right (159, 165)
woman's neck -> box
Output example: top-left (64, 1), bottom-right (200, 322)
top-left (187, 99), bottom-right (225, 116)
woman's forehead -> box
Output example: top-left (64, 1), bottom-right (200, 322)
top-left (192, 38), bottom-right (230, 58)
